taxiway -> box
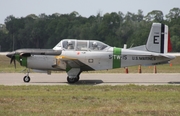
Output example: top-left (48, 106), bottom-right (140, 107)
top-left (0, 73), bottom-right (180, 85)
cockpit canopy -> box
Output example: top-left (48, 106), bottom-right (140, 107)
top-left (53, 39), bottom-right (110, 51)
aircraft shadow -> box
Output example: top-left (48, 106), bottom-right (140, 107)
top-left (30, 80), bottom-right (104, 85)
top-left (30, 81), bottom-right (180, 85)
top-left (75, 80), bottom-right (103, 85)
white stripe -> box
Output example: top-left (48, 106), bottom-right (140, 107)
top-left (164, 25), bottom-right (168, 53)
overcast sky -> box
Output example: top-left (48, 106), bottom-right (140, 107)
top-left (0, 0), bottom-right (179, 24)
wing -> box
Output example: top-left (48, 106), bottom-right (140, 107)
top-left (53, 56), bottom-right (94, 71)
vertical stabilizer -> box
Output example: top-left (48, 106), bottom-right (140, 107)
top-left (146, 23), bottom-right (172, 53)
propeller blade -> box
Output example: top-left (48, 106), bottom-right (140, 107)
top-left (10, 55), bottom-right (15, 64)
top-left (7, 52), bottom-right (16, 68)
top-left (13, 58), bottom-right (16, 68)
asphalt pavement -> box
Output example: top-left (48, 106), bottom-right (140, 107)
top-left (0, 73), bottom-right (180, 85)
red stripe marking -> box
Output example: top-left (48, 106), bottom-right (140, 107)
top-left (168, 31), bottom-right (172, 52)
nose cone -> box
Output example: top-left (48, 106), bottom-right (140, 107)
top-left (6, 52), bottom-right (15, 58)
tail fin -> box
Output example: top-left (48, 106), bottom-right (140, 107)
top-left (146, 23), bottom-right (172, 53)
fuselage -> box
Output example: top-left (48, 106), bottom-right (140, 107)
top-left (16, 47), bottom-right (174, 71)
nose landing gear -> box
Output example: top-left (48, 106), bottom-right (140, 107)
top-left (23, 76), bottom-right (30, 83)
top-left (23, 68), bottom-right (31, 83)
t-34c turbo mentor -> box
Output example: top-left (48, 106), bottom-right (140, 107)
top-left (7, 23), bottom-right (175, 83)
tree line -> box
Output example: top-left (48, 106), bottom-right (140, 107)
top-left (0, 7), bottom-right (180, 52)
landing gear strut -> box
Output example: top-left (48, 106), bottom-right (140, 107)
top-left (23, 68), bottom-right (31, 83)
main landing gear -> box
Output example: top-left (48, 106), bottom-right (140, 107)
top-left (67, 70), bottom-right (81, 84)
top-left (67, 76), bottom-right (79, 84)
top-left (23, 69), bottom-right (31, 83)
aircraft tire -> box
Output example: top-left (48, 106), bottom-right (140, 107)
top-left (67, 76), bottom-right (79, 84)
top-left (23, 76), bottom-right (30, 83)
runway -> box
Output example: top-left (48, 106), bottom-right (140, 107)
top-left (0, 73), bottom-right (180, 86)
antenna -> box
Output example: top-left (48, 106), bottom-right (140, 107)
top-left (130, 43), bottom-right (134, 48)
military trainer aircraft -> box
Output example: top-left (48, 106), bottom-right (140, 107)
top-left (6, 23), bottom-right (175, 83)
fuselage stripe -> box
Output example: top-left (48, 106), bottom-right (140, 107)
top-left (15, 55), bottom-right (27, 67)
top-left (113, 48), bottom-right (121, 68)
top-left (161, 24), bottom-right (165, 53)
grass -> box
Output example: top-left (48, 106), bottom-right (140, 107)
top-left (1, 55), bottom-right (180, 73)
top-left (0, 85), bottom-right (180, 116)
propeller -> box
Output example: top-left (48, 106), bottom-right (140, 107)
top-left (6, 52), bottom-right (16, 68)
